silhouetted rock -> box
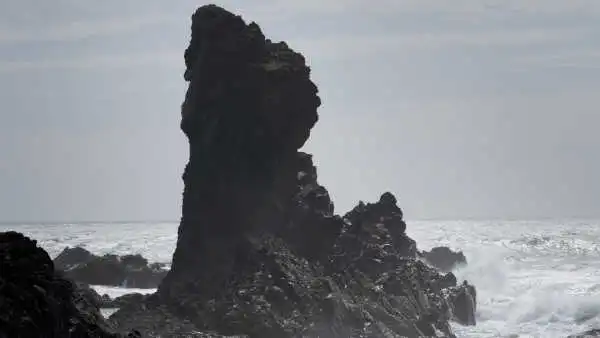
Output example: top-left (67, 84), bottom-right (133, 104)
top-left (567, 329), bottom-right (600, 338)
top-left (159, 2), bottom-right (320, 304)
top-left (0, 231), bottom-right (140, 338)
top-left (443, 281), bottom-right (477, 325)
top-left (54, 246), bottom-right (95, 267)
top-left (78, 290), bottom-right (146, 310)
top-left (54, 247), bottom-right (167, 288)
top-left (75, 281), bottom-right (111, 308)
top-left (276, 152), bottom-right (342, 262)
top-left (340, 192), bottom-right (416, 270)
top-left (110, 5), bottom-right (477, 337)
top-left (110, 293), bottom-right (148, 308)
top-left (420, 246), bottom-right (467, 272)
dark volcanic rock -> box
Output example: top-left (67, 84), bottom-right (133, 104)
top-left (0, 231), bottom-right (139, 338)
top-left (420, 246), bottom-right (467, 272)
top-left (110, 293), bottom-right (148, 308)
top-left (80, 290), bottom-right (146, 309)
top-left (54, 246), bottom-right (95, 268)
top-left (443, 281), bottom-right (477, 325)
top-left (160, 2), bottom-right (320, 302)
top-left (54, 247), bottom-right (167, 288)
top-left (75, 281), bottom-right (112, 308)
top-left (276, 152), bottom-right (342, 262)
top-left (110, 5), bottom-right (477, 338)
top-left (338, 193), bottom-right (417, 275)
top-left (110, 301), bottom-right (240, 338)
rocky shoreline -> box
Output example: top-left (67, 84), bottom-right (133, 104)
top-left (54, 246), bottom-right (167, 289)
top-left (107, 5), bottom-right (476, 337)
top-left (2, 4), bottom-right (596, 338)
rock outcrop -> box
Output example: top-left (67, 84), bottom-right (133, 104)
top-left (109, 5), bottom-right (477, 338)
top-left (0, 231), bottom-right (139, 338)
top-left (54, 246), bottom-right (167, 288)
top-left (419, 246), bottom-right (468, 273)
top-left (94, 292), bottom-right (150, 310)
top-left (75, 282), bottom-right (113, 308)
top-left (73, 284), bottom-right (143, 310)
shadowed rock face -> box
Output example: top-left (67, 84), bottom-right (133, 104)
top-left (275, 151), bottom-right (342, 262)
top-left (109, 5), bottom-right (476, 337)
top-left (159, 4), bottom-right (320, 301)
top-left (0, 231), bottom-right (139, 338)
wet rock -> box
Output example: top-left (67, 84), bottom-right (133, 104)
top-left (0, 231), bottom-right (139, 338)
top-left (420, 246), bottom-right (467, 272)
top-left (443, 281), bottom-right (477, 326)
top-left (54, 247), bottom-right (167, 288)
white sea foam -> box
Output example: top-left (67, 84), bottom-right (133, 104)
top-left (90, 285), bottom-right (157, 299)
top-left (2, 219), bottom-right (599, 337)
top-left (408, 220), bottom-right (600, 337)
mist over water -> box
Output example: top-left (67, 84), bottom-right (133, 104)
top-left (408, 220), bottom-right (600, 337)
top-left (2, 219), bottom-right (599, 337)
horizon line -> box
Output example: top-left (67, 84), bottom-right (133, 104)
top-left (1, 216), bottom-right (599, 225)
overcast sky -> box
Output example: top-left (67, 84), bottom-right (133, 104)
top-left (0, 0), bottom-right (599, 222)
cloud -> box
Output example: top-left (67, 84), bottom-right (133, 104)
top-left (0, 51), bottom-right (180, 73)
top-left (291, 27), bottom-right (590, 61)
top-left (514, 49), bottom-right (600, 69)
top-left (257, 0), bottom-right (600, 17)
top-left (0, 14), bottom-right (176, 44)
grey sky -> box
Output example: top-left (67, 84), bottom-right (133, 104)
top-left (1, 0), bottom-right (599, 221)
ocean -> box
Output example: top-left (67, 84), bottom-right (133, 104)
top-left (2, 219), bottom-right (599, 338)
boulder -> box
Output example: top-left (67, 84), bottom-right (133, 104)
top-left (111, 293), bottom-right (148, 308)
top-left (54, 246), bottom-right (95, 268)
top-left (420, 246), bottom-right (467, 272)
top-left (0, 231), bottom-right (139, 338)
top-left (75, 287), bottom-right (144, 310)
top-left (54, 247), bottom-right (167, 288)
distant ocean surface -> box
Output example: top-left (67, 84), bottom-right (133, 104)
top-left (2, 219), bottom-right (599, 338)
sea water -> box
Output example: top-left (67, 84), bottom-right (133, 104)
top-left (2, 219), bottom-right (599, 338)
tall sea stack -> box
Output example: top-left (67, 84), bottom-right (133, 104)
top-left (110, 5), bottom-right (477, 337)
top-left (159, 4), bottom-right (320, 300)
